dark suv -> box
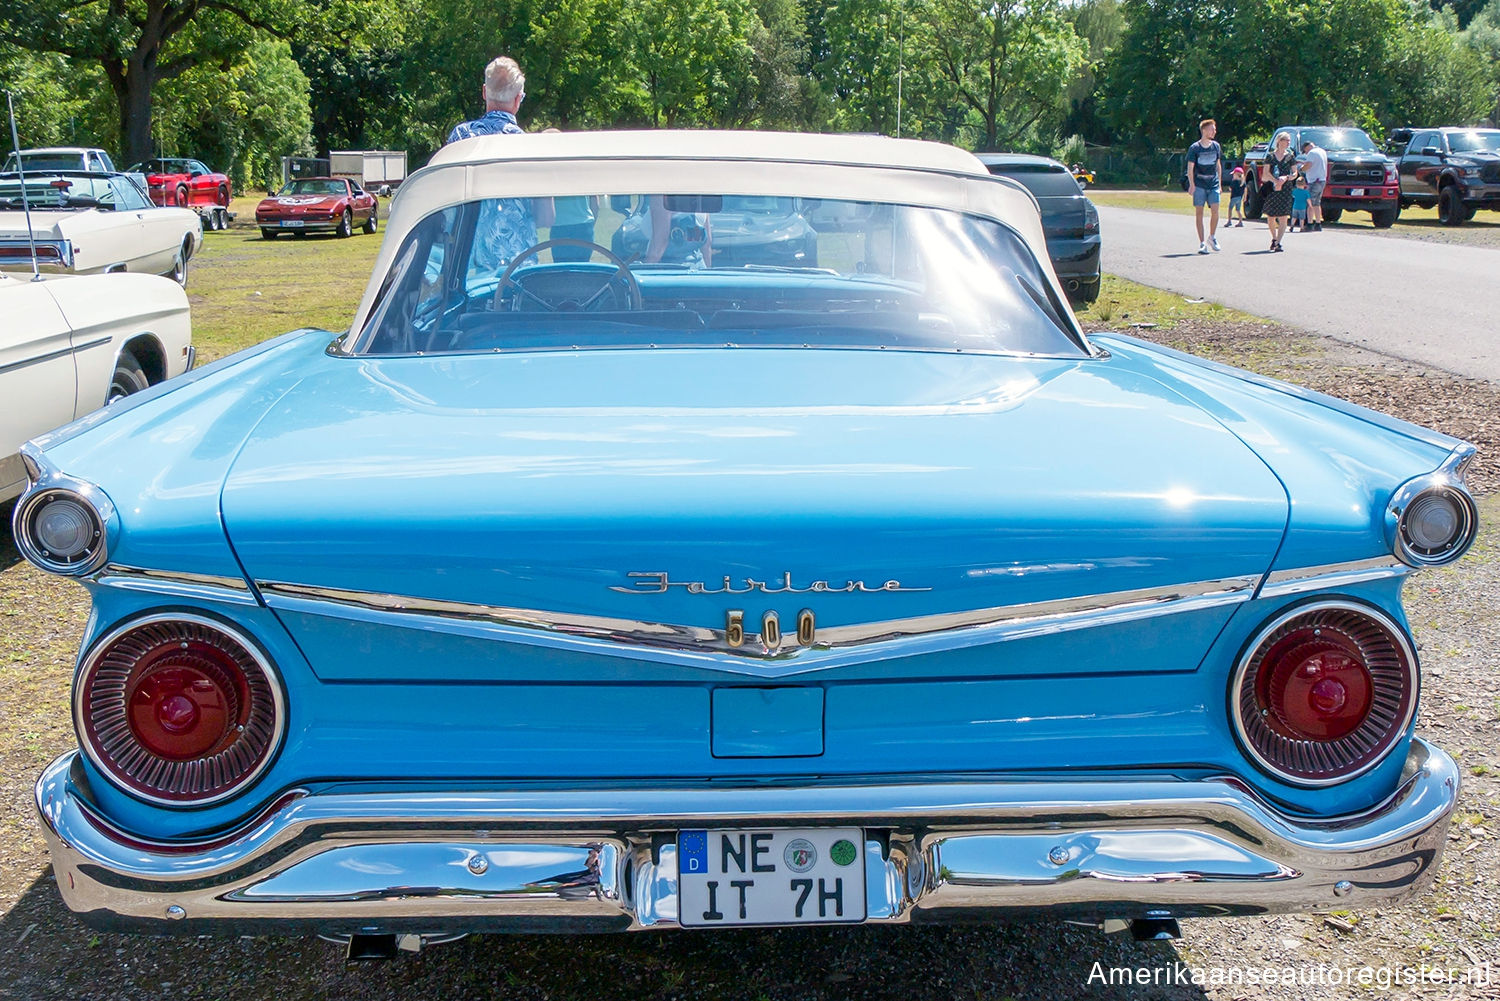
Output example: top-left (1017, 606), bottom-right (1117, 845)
top-left (1243, 126), bottom-right (1400, 227)
top-left (1390, 127), bottom-right (1500, 226)
top-left (977, 153), bottom-right (1100, 306)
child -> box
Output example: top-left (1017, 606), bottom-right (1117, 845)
top-left (1290, 177), bottom-right (1310, 233)
top-left (1227, 166), bottom-right (1246, 227)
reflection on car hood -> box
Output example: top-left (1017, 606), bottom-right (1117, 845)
top-left (263, 194), bottom-right (343, 207)
top-left (220, 348), bottom-right (1289, 637)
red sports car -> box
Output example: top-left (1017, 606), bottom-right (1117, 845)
top-left (129, 158), bottom-right (231, 211)
top-left (255, 177), bottom-right (378, 239)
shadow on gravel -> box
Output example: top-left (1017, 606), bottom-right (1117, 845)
top-left (0, 872), bottom-right (1215, 1001)
top-left (0, 500), bottom-right (19, 573)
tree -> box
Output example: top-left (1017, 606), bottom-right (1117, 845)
top-left (921, 0), bottom-right (1086, 150)
top-left (0, 0), bottom-right (390, 167)
top-left (155, 39), bottom-right (313, 189)
top-left (819, 0), bottom-right (943, 138)
top-left (1103, 0), bottom-right (1489, 150)
top-left (0, 43), bottom-right (107, 148)
top-left (1384, 9), bottom-right (1494, 128)
top-left (624, 0), bottom-right (760, 126)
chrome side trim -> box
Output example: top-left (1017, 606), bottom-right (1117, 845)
top-left (34, 739), bottom-right (1458, 931)
top-left (0, 335), bottom-right (108, 376)
top-left (95, 564), bottom-right (257, 605)
top-left (257, 575), bottom-right (1260, 671)
top-left (1258, 557), bottom-right (1407, 600)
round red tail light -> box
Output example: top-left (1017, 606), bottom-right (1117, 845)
top-left (77, 615), bottom-right (284, 805)
top-left (1231, 603), bottom-right (1415, 786)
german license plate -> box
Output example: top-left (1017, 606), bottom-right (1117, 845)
top-left (1349, 188), bottom-right (1365, 197)
top-left (280, 220), bottom-right (305, 227)
top-left (677, 828), bottom-right (865, 927)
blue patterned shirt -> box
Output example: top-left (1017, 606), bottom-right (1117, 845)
top-left (446, 109), bottom-right (523, 144)
top-left (445, 110), bottom-right (536, 270)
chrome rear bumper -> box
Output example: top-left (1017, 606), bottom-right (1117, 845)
top-left (36, 740), bottom-right (1457, 936)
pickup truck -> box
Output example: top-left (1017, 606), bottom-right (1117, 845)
top-left (2, 147), bottom-right (150, 199)
top-left (1242, 126), bottom-right (1400, 227)
top-left (1387, 126), bottom-right (1500, 226)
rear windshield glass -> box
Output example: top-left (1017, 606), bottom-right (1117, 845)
top-left (0, 173), bottom-right (148, 211)
top-left (353, 191), bottom-right (1086, 358)
top-left (984, 165), bottom-right (1081, 198)
top-left (1299, 128), bottom-right (1378, 153)
top-left (1447, 131), bottom-right (1500, 153)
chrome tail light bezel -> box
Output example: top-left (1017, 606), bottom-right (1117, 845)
top-left (13, 482), bottom-right (115, 576)
top-left (1230, 601), bottom-right (1417, 788)
top-left (1387, 446), bottom-right (1480, 568)
top-left (74, 613), bottom-right (287, 807)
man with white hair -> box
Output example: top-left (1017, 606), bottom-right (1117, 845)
top-left (447, 56), bottom-right (527, 144)
top-left (445, 56), bottom-right (553, 269)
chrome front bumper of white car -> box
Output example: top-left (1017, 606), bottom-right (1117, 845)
top-left (36, 739), bottom-right (1457, 936)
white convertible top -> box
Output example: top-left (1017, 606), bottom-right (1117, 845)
top-left (356, 130), bottom-right (1056, 333)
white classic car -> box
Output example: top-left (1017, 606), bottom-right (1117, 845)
top-left (0, 170), bottom-right (202, 285)
top-left (0, 270), bottom-right (193, 500)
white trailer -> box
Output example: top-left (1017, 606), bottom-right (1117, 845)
top-left (329, 150), bottom-right (408, 195)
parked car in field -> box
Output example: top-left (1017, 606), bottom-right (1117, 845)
top-left (3, 146), bottom-right (119, 174)
top-left (0, 171), bottom-right (202, 285)
top-left (4, 146), bottom-right (150, 196)
top-left (255, 176), bottom-right (378, 238)
top-left (977, 153), bottom-right (1100, 305)
top-left (1243, 126), bottom-right (1400, 227)
top-left (1, 270), bottom-right (192, 501)
top-left (1390, 127), bottom-right (1500, 226)
top-left (18, 130), bottom-right (1471, 954)
top-left (128, 157), bottom-right (233, 229)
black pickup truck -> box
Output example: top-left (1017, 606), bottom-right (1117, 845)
top-left (1242, 125), bottom-right (1400, 227)
top-left (1387, 126), bottom-right (1500, 226)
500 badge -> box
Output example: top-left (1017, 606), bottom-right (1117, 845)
top-left (725, 609), bottom-right (816, 649)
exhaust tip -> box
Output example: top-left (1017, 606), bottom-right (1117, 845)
top-left (346, 934), bottom-right (400, 961)
top-left (1132, 917), bottom-right (1182, 941)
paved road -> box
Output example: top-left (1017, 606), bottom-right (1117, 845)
top-left (1098, 205), bottom-right (1500, 383)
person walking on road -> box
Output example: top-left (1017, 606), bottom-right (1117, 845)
top-left (1260, 132), bottom-right (1298, 252)
top-left (1186, 118), bottom-right (1224, 253)
top-left (1227, 166), bottom-right (1246, 226)
top-left (1298, 138), bottom-right (1329, 231)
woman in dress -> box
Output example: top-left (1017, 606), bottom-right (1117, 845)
top-left (1260, 132), bottom-right (1298, 252)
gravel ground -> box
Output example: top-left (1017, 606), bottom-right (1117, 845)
top-left (0, 319), bottom-right (1496, 1000)
top-left (1340, 205), bottom-right (1500, 249)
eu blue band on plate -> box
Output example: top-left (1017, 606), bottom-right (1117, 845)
top-left (679, 830), bottom-right (708, 875)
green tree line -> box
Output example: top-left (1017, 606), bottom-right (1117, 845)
top-left (2, 0), bottom-right (1498, 190)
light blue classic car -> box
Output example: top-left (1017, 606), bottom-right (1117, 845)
top-left (17, 131), bottom-right (1474, 955)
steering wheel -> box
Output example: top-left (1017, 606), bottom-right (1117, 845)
top-left (493, 238), bottom-right (643, 312)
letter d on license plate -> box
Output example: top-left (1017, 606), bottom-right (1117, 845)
top-left (677, 828), bottom-right (866, 926)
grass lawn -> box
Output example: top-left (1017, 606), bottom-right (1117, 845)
top-left (188, 196), bottom-right (384, 363)
top-left (1086, 189), bottom-right (1198, 215)
top-left (1073, 273), bottom-right (1264, 329)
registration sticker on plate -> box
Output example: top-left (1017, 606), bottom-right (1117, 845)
top-left (1349, 188), bottom-right (1365, 197)
top-left (280, 220), bottom-right (305, 227)
top-left (677, 828), bottom-right (866, 926)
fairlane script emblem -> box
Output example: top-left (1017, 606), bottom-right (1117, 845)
top-left (610, 571), bottom-right (931, 595)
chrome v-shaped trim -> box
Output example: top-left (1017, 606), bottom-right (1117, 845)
top-left (257, 575), bottom-right (1263, 675)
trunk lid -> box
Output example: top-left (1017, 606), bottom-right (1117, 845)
top-left (220, 348), bottom-right (1288, 677)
